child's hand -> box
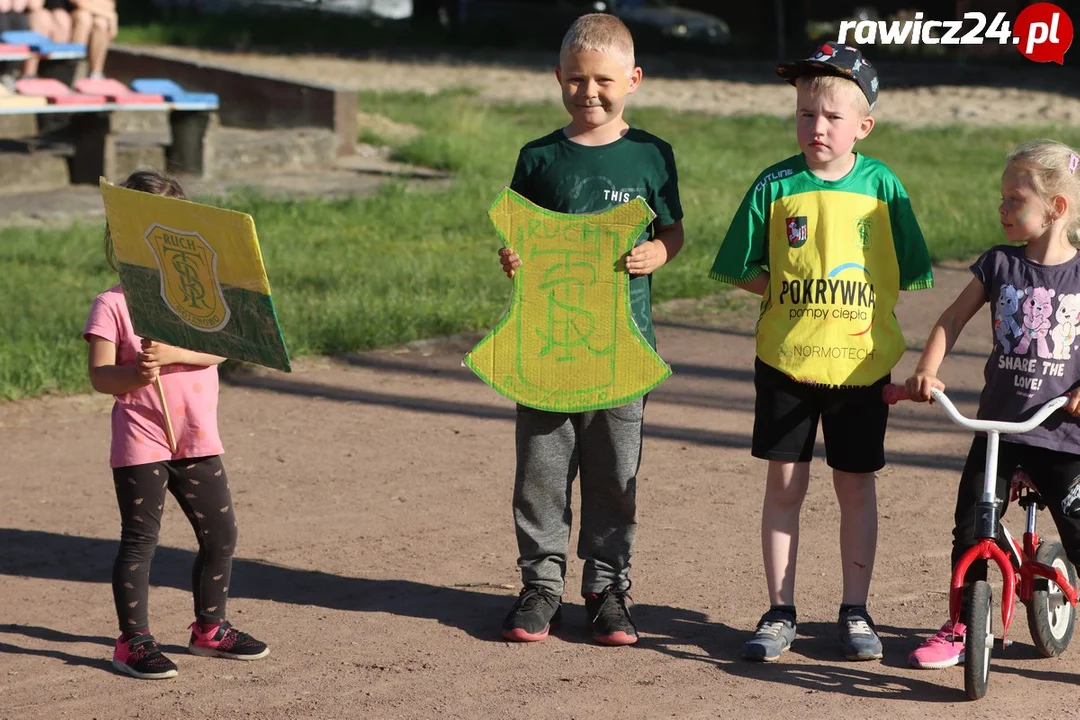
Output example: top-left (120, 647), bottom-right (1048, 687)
top-left (1065, 388), bottom-right (1080, 416)
top-left (135, 353), bottom-right (160, 385)
top-left (499, 247), bottom-right (521, 279)
top-left (905, 372), bottom-right (945, 402)
top-left (625, 239), bottom-right (668, 275)
top-left (139, 339), bottom-right (179, 369)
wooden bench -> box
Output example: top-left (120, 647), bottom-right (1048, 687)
top-left (0, 34), bottom-right (221, 183)
top-left (0, 30), bottom-right (86, 59)
top-left (0, 42), bottom-right (32, 62)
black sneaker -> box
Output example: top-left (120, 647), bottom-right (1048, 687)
top-left (112, 633), bottom-right (179, 680)
top-left (502, 586), bottom-right (562, 642)
top-left (585, 584), bottom-right (638, 646)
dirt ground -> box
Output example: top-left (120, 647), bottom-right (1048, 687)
top-left (5, 49), bottom-right (1080, 720)
top-left (5, 261), bottom-right (1080, 720)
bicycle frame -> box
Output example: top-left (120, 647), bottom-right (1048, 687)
top-left (885, 387), bottom-right (1076, 641)
top-left (1016, 493), bottom-right (1078, 605)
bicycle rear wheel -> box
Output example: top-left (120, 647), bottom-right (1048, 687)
top-left (1027, 540), bottom-right (1077, 657)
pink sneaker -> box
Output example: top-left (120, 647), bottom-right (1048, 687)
top-left (188, 621), bottom-right (270, 660)
top-left (112, 633), bottom-right (178, 679)
top-left (909, 620), bottom-right (966, 669)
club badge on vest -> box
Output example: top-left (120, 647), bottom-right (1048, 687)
top-left (787, 216), bottom-right (808, 248)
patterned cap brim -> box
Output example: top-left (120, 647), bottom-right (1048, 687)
top-left (775, 60), bottom-right (854, 86)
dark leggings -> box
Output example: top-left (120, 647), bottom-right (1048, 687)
top-left (112, 456), bottom-right (237, 633)
top-left (953, 436), bottom-right (1080, 586)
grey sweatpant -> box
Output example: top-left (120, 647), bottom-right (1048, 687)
top-left (513, 397), bottom-right (645, 597)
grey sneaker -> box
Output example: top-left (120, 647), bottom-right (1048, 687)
top-left (743, 609), bottom-right (796, 662)
top-left (839, 607), bottom-right (883, 660)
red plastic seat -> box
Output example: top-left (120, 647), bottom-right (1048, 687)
top-left (15, 77), bottom-right (105, 105)
top-left (74, 78), bottom-right (165, 104)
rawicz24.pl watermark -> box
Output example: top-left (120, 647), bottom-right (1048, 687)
top-left (837, 2), bottom-right (1074, 64)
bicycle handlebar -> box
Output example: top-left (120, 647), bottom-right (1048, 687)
top-left (882, 384), bottom-right (912, 405)
top-left (882, 383), bottom-right (1069, 435)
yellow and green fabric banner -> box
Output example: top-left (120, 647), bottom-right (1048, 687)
top-left (101, 179), bottom-right (291, 372)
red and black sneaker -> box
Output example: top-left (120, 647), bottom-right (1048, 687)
top-left (112, 633), bottom-right (179, 679)
top-left (188, 621), bottom-right (270, 660)
top-left (585, 585), bottom-right (638, 646)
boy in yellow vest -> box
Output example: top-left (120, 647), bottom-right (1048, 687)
top-left (710, 42), bottom-right (933, 662)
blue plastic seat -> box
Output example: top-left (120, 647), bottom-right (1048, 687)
top-left (131, 79), bottom-right (219, 106)
top-left (0, 31), bottom-right (50, 51)
top-left (0, 30), bottom-right (84, 55)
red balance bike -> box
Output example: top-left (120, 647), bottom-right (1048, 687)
top-left (884, 385), bottom-right (1079, 700)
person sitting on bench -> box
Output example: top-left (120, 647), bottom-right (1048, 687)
top-left (22, 0), bottom-right (72, 78)
top-left (0, 0), bottom-right (31, 90)
top-left (71, 0), bottom-right (114, 79)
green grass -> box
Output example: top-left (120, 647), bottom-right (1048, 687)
top-left (3, 90), bottom-right (1080, 400)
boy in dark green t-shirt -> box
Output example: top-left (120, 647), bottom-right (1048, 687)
top-left (496, 12), bottom-right (684, 646)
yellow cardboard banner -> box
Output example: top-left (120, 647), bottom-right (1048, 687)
top-left (464, 188), bottom-right (671, 412)
top-left (101, 179), bottom-right (291, 372)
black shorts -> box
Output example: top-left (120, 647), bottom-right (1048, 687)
top-left (44, 0), bottom-right (74, 11)
top-left (0, 12), bottom-right (30, 32)
top-left (751, 358), bottom-right (890, 473)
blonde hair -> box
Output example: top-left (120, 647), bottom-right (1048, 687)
top-left (1006, 139), bottom-right (1080, 245)
top-left (796, 74), bottom-right (871, 117)
top-left (560, 13), bottom-right (636, 73)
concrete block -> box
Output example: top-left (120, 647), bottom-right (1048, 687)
top-left (0, 114), bottom-right (37, 139)
top-left (0, 149), bottom-right (69, 194)
top-left (207, 127), bottom-right (338, 179)
top-left (116, 143), bottom-right (168, 181)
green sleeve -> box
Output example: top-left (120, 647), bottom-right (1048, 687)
top-left (708, 180), bottom-right (768, 285)
top-left (649, 143), bottom-right (683, 228)
top-left (888, 175), bottom-right (934, 291)
top-left (509, 150), bottom-right (531, 200)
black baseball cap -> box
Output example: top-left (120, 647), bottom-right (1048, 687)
top-left (776, 42), bottom-right (879, 111)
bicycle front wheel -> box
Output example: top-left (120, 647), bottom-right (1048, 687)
top-left (964, 580), bottom-right (993, 700)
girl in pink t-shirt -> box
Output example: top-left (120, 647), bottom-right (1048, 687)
top-left (84, 170), bottom-right (269, 680)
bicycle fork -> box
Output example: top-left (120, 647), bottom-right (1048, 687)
top-left (949, 430), bottom-right (1017, 640)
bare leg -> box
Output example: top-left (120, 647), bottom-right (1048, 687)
top-left (86, 14), bottom-right (111, 76)
top-left (70, 8), bottom-right (109, 77)
top-left (762, 460), bottom-right (811, 606)
top-left (49, 7), bottom-right (70, 41)
top-left (833, 470), bottom-right (878, 605)
top-left (21, 7), bottom-right (53, 77)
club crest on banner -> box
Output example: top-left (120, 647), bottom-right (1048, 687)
top-left (144, 224), bottom-right (231, 332)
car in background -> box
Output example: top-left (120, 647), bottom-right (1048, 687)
top-left (454, 0), bottom-right (730, 51)
top-left (615, 0), bottom-right (730, 48)
top-left (149, 0), bottom-right (412, 20)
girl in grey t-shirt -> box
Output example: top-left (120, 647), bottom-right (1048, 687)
top-left (904, 140), bottom-right (1080, 669)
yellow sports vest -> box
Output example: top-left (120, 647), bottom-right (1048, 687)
top-left (710, 154), bottom-right (933, 387)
